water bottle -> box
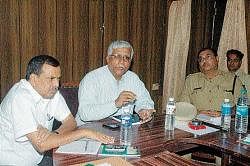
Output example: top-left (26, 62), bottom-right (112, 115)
top-left (235, 85), bottom-right (249, 134)
top-left (165, 97), bottom-right (176, 131)
top-left (221, 98), bottom-right (232, 131)
top-left (120, 107), bottom-right (132, 145)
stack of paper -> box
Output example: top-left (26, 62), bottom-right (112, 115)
top-left (175, 120), bottom-right (219, 136)
top-left (56, 138), bottom-right (101, 155)
top-left (196, 114), bottom-right (221, 126)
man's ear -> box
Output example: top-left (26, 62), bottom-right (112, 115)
top-left (106, 56), bottom-right (110, 64)
top-left (29, 73), bottom-right (37, 83)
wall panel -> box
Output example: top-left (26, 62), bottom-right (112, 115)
top-left (0, 0), bottom-right (21, 99)
top-left (88, 0), bottom-right (103, 71)
top-left (71, 0), bottom-right (89, 81)
top-left (103, 0), bottom-right (130, 57)
top-left (19, 0), bottom-right (39, 78)
top-left (56, 0), bottom-right (73, 82)
top-left (38, 0), bottom-right (57, 55)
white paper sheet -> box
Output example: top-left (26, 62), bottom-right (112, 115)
top-left (55, 138), bottom-right (101, 155)
top-left (175, 120), bottom-right (219, 136)
top-left (196, 114), bottom-right (221, 126)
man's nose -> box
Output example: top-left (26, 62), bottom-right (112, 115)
top-left (53, 79), bottom-right (60, 89)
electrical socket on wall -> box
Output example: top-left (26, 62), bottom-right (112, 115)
top-left (152, 83), bottom-right (160, 91)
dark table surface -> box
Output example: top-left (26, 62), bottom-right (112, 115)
top-left (53, 114), bottom-right (250, 166)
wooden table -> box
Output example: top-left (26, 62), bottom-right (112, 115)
top-left (70, 151), bottom-right (202, 166)
top-left (53, 114), bottom-right (250, 166)
top-left (177, 131), bottom-right (250, 165)
top-left (131, 150), bottom-right (202, 166)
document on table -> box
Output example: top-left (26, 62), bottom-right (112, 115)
top-left (55, 138), bottom-right (101, 155)
top-left (196, 114), bottom-right (221, 126)
top-left (175, 120), bottom-right (219, 136)
top-left (112, 114), bottom-right (141, 125)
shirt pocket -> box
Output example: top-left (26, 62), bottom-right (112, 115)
top-left (190, 87), bottom-right (203, 102)
top-left (223, 89), bottom-right (234, 103)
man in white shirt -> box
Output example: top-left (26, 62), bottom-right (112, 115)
top-left (0, 55), bottom-right (114, 165)
top-left (76, 40), bottom-right (155, 125)
top-left (226, 49), bottom-right (250, 97)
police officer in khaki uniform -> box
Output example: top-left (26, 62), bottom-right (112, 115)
top-left (179, 48), bottom-right (242, 116)
top-left (226, 49), bottom-right (250, 99)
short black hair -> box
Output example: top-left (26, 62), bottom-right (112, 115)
top-left (25, 55), bottom-right (60, 80)
top-left (226, 49), bottom-right (244, 60)
top-left (198, 47), bottom-right (218, 57)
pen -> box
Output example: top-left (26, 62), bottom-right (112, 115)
top-left (85, 140), bottom-right (89, 152)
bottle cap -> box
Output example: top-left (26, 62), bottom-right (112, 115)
top-left (169, 97), bottom-right (174, 102)
top-left (123, 107), bottom-right (130, 113)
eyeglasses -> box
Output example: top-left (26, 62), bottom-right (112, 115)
top-left (198, 55), bottom-right (214, 63)
top-left (227, 58), bottom-right (241, 63)
top-left (110, 54), bottom-right (131, 63)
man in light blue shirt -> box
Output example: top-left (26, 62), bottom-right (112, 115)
top-left (76, 40), bottom-right (155, 125)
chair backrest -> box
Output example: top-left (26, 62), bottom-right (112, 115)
top-left (59, 82), bottom-right (79, 117)
top-left (53, 82), bottom-right (79, 130)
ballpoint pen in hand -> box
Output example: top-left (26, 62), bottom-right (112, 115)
top-left (85, 140), bottom-right (89, 152)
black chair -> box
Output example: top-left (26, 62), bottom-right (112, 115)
top-left (52, 82), bottom-right (79, 130)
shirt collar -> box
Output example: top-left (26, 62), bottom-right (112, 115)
top-left (105, 65), bottom-right (127, 82)
top-left (200, 70), bottom-right (224, 80)
top-left (20, 79), bottom-right (44, 103)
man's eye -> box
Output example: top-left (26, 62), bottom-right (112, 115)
top-left (124, 57), bottom-right (130, 61)
top-left (49, 77), bottom-right (58, 81)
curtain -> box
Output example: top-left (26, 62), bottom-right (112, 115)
top-left (162, 0), bottom-right (191, 109)
top-left (245, 0), bottom-right (250, 71)
top-left (218, 0), bottom-right (248, 73)
top-left (186, 0), bottom-right (222, 75)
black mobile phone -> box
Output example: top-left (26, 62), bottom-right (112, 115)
top-left (102, 123), bottom-right (120, 130)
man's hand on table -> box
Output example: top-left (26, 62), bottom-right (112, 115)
top-left (91, 131), bottom-right (115, 144)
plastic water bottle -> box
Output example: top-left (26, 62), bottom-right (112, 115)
top-left (235, 85), bottom-right (249, 134)
top-left (165, 97), bottom-right (176, 131)
top-left (221, 98), bottom-right (231, 131)
top-left (120, 107), bottom-right (132, 145)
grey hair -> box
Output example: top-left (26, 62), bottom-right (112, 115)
top-left (107, 40), bottom-right (134, 59)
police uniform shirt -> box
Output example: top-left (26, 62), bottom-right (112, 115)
top-left (179, 70), bottom-right (242, 112)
